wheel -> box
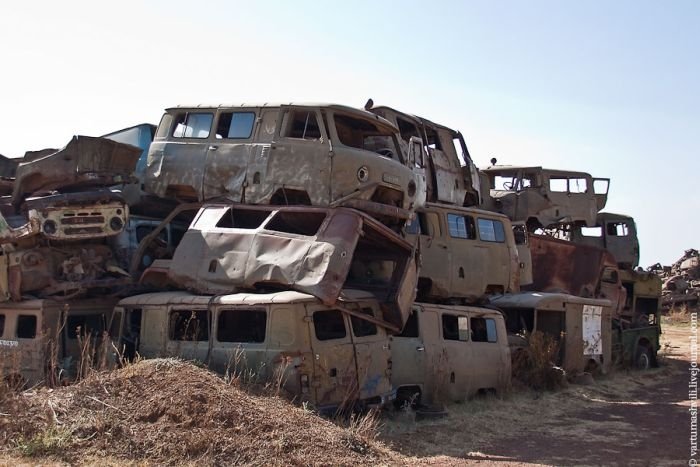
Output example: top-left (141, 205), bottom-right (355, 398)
top-left (635, 345), bottom-right (652, 370)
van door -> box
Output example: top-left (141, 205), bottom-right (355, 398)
top-left (437, 310), bottom-right (472, 402)
top-left (306, 305), bottom-right (358, 410)
top-left (469, 314), bottom-right (505, 392)
top-left (347, 304), bottom-right (392, 402)
top-left (268, 106), bottom-right (331, 206)
top-left (390, 306), bottom-right (427, 402)
top-left (209, 306), bottom-right (269, 377)
top-left (165, 307), bottom-right (211, 363)
top-left (150, 110), bottom-right (214, 201)
top-left (202, 109), bottom-right (258, 202)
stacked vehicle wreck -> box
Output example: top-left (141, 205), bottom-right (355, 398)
top-left (0, 99), bottom-right (663, 415)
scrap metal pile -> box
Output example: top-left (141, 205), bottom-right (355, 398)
top-left (0, 100), bottom-right (662, 411)
top-left (650, 249), bottom-right (700, 310)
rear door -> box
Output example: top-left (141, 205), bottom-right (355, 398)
top-left (306, 305), bottom-right (358, 409)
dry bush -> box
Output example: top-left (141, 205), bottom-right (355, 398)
top-left (512, 331), bottom-right (567, 391)
top-left (667, 304), bottom-right (691, 324)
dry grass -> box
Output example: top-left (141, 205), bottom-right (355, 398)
top-left (666, 303), bottom-right (692, 325)
top-left (0, 358), bottom-right (401, 466)
top-left (511, 331), bottom-right (567, 391)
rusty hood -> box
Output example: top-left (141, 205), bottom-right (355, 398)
top-left (167, 204), bottom-right (418, 330)
top-left (12, 136), bottom-right (141, 204)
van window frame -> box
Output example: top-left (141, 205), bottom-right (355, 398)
top-left (215, 110), bottom-right (257, 140)
top-left (215, 308), bottom-right (268, 344)
top-left (16, 314), bottom-right (38, 339)
top-left (168, 308), bottom-right (210, 342)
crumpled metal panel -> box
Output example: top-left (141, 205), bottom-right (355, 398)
top-left (167, 204), bottom-right (417, 330)
top-left (524, 234), bottom-right (625, 316)
top-left (12, 136), bottom-right (141, 204)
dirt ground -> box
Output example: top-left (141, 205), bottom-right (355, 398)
top-left (0, 320), bottom-right (690, 466)
top-left (381, 319), bottom-right (690, 466)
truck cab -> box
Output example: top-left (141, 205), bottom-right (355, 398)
top-left (480, 166), bottom-right (610, 230)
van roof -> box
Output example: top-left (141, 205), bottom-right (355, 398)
top-left (415, 302), bottom-right (504, 317)
top-left (422, 202), bottom-right (511, 221)
top-left (490, 292), bottom-right (612, 309)
top-left (165, 103), bottom-right (397, 131)
top-left (117, 289), bottom-right (377, 307)
top-left (482, 166), bottom-right (600, 179)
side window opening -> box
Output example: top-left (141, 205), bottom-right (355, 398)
top-left (215, 208), bottom-right (271, 229)
top-left (397, 309), bottom-right (419, 338)
top-left (155, 113), bottom-right (173, 139)
top-left (350, 307), bottom-right (377, 337)
top-left (333, 114), bottom-right (400, 160)
top-left (16, 315), bottom-right (37, 339)
top-left (216, 112), bottom-right (256, 139)
top-left (593, 179), bottom-right (610, 195)
top-left (67, 314), bottom-right (105, 339)
top-left (281, 110), bottom-right (322, 140)
top-left (513, 224), bottom-right (528, 245)
top-left (607, 222), bottom-right (629, 237)
top-left (569, 178), bottom-right (588, 194)
top-left (471, 317), bottom-right (498, 343)
top-left (406, 212), bottom-right (430, 236)
top-left (217, 309), bottom-right (267, 343)
top-left (424, 127), bottom-right (442, 151)
top-left (477, 218), bottom-right (506, 243)
top-left (442, 314), bottom-right (469, 342)
top-left (447, 213), bottom-right (476, 239)
top-left (265, 211), bottom-right (326, 236)
top-left (172, 112), bottom-right (213, 139)
top-left (169, 310), bottom-right (209, 341)
top-left (549, 177), bottom-right (568, 192)
top-left (313, 309), bottom-right (347, 341)
top-left (580, 226), bottom-right (603, 237)
top-left (493, 174), bottom-right (518, 191)
top-left (0, 313), bottom-right (4, 337)
top-left (397, 118), bottom-right (420, 141)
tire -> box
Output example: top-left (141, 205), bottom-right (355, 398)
top-left (635, 345), bottom-right (652, 370)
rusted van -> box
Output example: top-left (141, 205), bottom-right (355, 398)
top-left (391, 304), bottom-right (511, 405)
top-left (144, 103), bottom-right (423, 225)
top-left (368, 105), bottom-right (480, 206)
top-left (406, 203), bottom-right (519, 303)
top-left (0, 298), bottom-right (118, 387)
top-left (491, 292), bottom-right (613, 375)
top-left (113, 289), bottom-right (395, 412)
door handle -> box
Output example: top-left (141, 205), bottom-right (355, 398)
top-left (208, 145), bottom-right (218, 151)
top-left (416, 346), bottom-right (425, 352)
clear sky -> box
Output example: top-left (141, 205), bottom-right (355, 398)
top-left (1, 1), bottom-right (697, 266)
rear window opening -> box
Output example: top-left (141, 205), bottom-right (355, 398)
top-left (265, 211), bottom-right (326, 236)
top-left (67, 314), bottom-right (105, 339)
top-left (216, 208), bottom-right (271, 229)
top-left (606, 222), bottom-right (629, 237)
top-left (313, 309), bottom-right (347, 341)
top-left (169, 310), bottom-right (209, 341)
top-left (217, 309), bottom-right (266, 343)
top-left (16, 315), bottom-right (37, 339)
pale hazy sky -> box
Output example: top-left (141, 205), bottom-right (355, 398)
top-left (0, 1), bottom-right (697, 266)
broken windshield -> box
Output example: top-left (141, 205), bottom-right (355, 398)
top-left (333, 114), bottom-right (401, 162)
